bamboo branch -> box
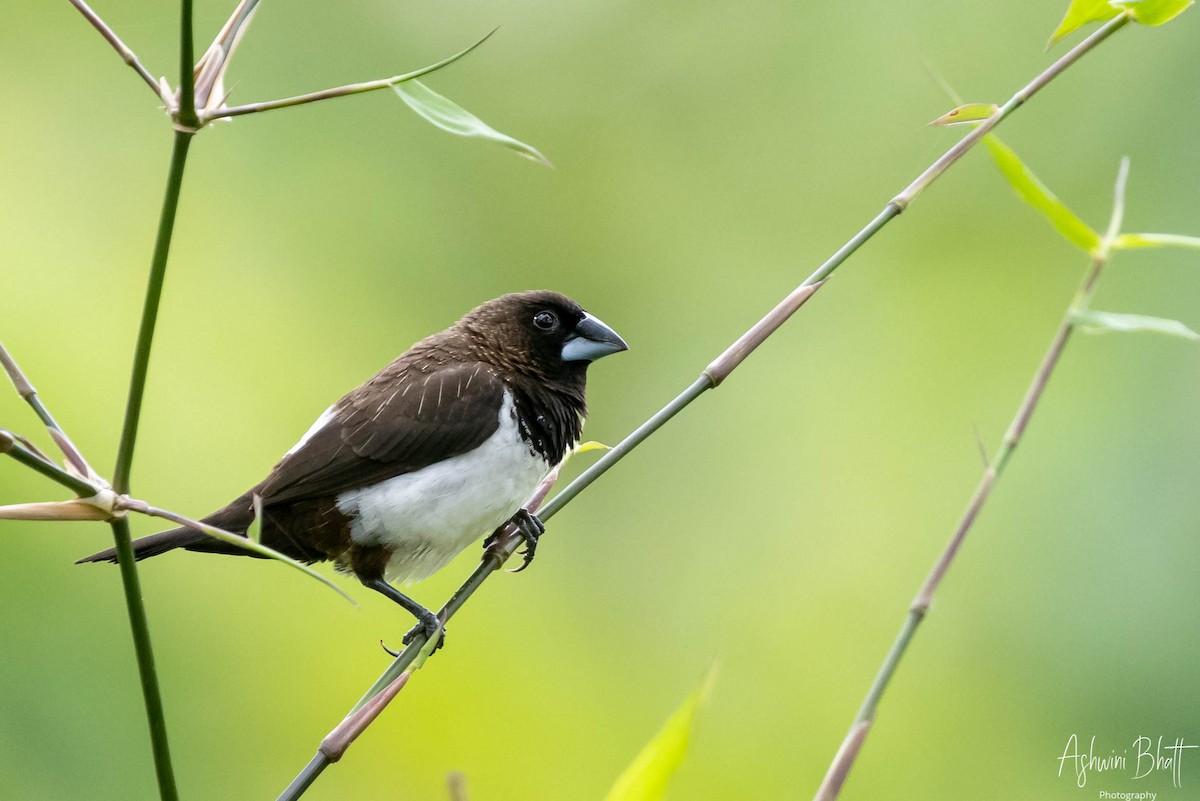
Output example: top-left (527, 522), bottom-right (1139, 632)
top-left (201, 29), bottom-right (497, 123)
top-left (0, 429), bottom-right (100, 497)
top-left (277, 16), bottom-right (1135, 798)
top-left (67, 0), bottom-right (165, 102)
top-left (811, 160), bottom-right (1131, 801)
top-left (0, 341), bottom-right (95, 480)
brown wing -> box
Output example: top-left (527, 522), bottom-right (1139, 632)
top-left (257, 361), bottom-right (507, 505)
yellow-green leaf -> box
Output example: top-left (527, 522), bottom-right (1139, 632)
top-left (180, 516), bottom-right (356, 604)
top-left (984, 136), bottom-right (1101, 254)
top-left (1113, 232), bottom-right (1200, 250)
top-left (574, 440), bottom-right (612, 455)
top-left (1048, 0), bottom-right (1121, 47)
top-left (393, 80), bottom-right (552, 167)
top-left (1071, 309), bottom-right (1200, 339)
top-left (603, 666), bottom-right (717, 801)
top-left (928, 103), bottom-right (998, 127)
top-left (1112, 0), bottom-right (1193, 25)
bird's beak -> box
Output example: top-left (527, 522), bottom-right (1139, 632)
top-left (561, 313), bottom-right (629, 362)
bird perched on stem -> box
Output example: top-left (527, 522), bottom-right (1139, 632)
top-left (79, 291), bottom-right (627, 646)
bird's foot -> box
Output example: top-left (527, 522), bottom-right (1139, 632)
top-left (380, 612), bottom-right (446, 657)
top-left (362, 577), bottom-right (445, 655)
top-left (402, 607), bottom-right (445, 648)
top-left (508, 509), bottom-right (545, 573)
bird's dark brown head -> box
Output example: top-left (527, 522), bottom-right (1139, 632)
top-left (456, 290), bottom-right (628, 382)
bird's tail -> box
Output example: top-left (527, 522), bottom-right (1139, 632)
top-left (76, 491), bottom-right (260, 565)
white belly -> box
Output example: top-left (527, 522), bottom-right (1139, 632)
top-left (334, 392), bottom-right (552, 583)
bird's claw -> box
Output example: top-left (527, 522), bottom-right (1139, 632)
top-left (508, 509), bottom-right (545, 573)
top-left (381, 612), bottom-right (446, 657)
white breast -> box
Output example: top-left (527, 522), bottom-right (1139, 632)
top-left (335, 391), bottom-right (552, 583)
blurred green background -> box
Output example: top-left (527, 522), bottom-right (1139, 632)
top-left (2, 1), bottom-right (1198, 799)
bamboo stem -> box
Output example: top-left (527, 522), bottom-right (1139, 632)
top-left (176, 0), bottom-right (197, 129)
top-left (104, 132), bottom-right (193, 801)
top-left (111, 130), bottom-right (192, 493)
top-left (100, 7), bottom-right (200, 797)
top-left (108, 515), bottom-right (177, 801)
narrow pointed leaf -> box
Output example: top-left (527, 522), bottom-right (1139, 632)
top-left (135, 505), bottom-right (357, 604)
top-left (1113, 232), bottom-right (1200, 250)
top-left (574, 440), bottom-right (612, 455)
top-left (1112, 0), bottom-right (1193, 25)
top-left (393, 80), bottom-right (552, 167)
top-left (928, 103), bottom-right (998, 127)
top-left (1049, 0), bottom-right (1121, 46)
top-left (984, 136), bottom-right (1101, 253)
top-left (603, 666), bottom-right (717, 801)
top-left (188, 518), bottom-right (357, 603)
top-left (1070, 309), bottom-right (1200, 339)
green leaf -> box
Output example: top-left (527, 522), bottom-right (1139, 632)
top-left (1048, 0), bottom-right (1121, 47)
top-left (181, 515), bottom-right (357, 604)
top-left (1070, 309), bottom-right (1200, 339)
top-left (984, 136), bottom-right (1101, 253)
top-left (1113, 232), bottom-right (1200, 250)
top-left (1112, 0), bottom-right (1193, 25)
top-left (604, 666), bottom-right (716, 801)
top-left (393, 80), bottom-right (552, 167)
top-left (928, 103), bottom-right (998, 127)
top-left (574, 440), bottom-right (612, 455)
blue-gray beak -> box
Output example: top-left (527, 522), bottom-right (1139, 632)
top-left (561, 313), bottom-right (628, 362)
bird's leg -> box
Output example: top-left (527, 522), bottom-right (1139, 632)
top-left (508, 508), bottom-right (545, 573)
top-left (361, 577), bottom-right (445, 652)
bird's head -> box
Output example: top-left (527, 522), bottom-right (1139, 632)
top-left (458, 290), bottom-right (628, 380)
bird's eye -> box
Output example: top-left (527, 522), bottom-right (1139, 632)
top-left (533, 310), bottom-right (558, 331)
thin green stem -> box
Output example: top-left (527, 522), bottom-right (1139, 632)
top-left (176, 0), bottom-right (197, 129)
top-left (813, 253), bottom-right (1108, 801)
top-left (109, 516), bottom-right (178, 801)
top-left (112, 131), bottom-right (192, 493)
top-left (106, 113), bottom-right (195, 801)
top-left (280, 15), bottom-right (1133, 798)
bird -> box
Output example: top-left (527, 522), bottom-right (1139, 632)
top-left (79, 290), bottom-right (627, 646)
